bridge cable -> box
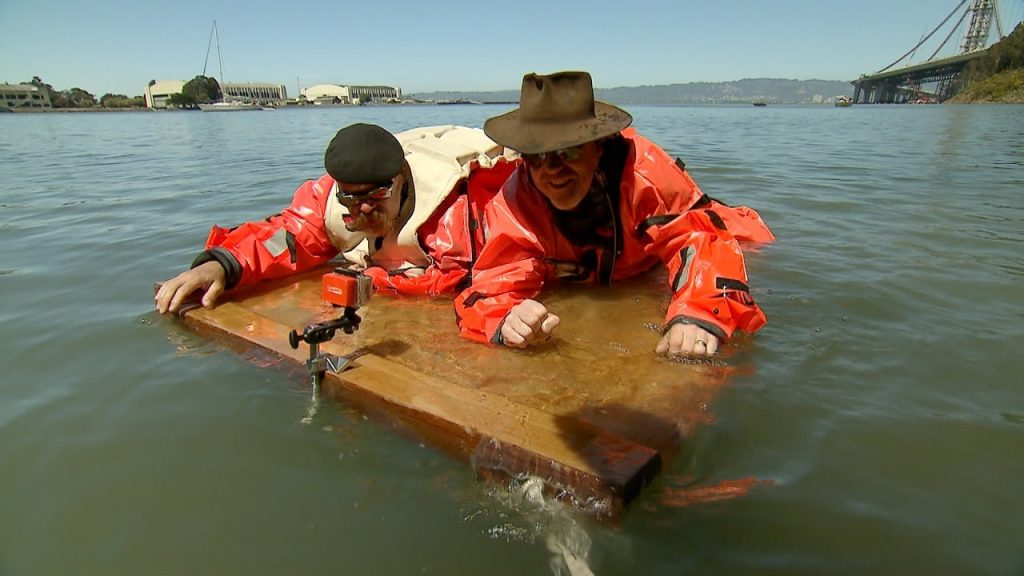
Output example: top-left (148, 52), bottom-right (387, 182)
top-left (993, 0), bottom-right (1005, 38)
top-left (877, 0), bottom-right (969, 73)
top-left (928, 6), bottom-right (972, 60)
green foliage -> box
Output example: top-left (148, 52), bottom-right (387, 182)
top-left (100, 93), bottom-right (145, 108)
top-left (51, 87), bottom-right (97, 108)
top-left (960, 22), bottom-right (1024, 87)
top-left (22, 76), bottom-right (101, 108)
top-left (182, 75), bottom-right (221, 102)
top-left (950, 68), bottom-right (1024, 102)
top-left (166, 92), bottom-right (198, 108)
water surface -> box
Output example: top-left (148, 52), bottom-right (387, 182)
top-left (1, 103), bottom-right (1021, 575)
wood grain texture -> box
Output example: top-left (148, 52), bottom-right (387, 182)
top-left (161, 265), bottom-right (728, 516)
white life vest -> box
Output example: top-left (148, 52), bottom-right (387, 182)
top-left (323, 125), bottom-right (510, 271)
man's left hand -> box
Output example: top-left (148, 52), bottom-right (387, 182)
top-left (655, 323), bottom-right (719, 357)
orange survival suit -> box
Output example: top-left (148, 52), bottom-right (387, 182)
top-left (192, 126), bottom-right (519, 297)
top-left (453, 127), bottom-right (775, 344)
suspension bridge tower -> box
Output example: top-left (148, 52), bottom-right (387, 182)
top-left (851, 0), bottom-right (1018, 103)
top-left (961, 0), bottom-right (998, 53)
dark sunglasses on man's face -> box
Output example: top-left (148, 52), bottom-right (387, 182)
top-left (336, 181), bottom-right (394, 206)
top-left (523, 145), bottom-right (584, 168)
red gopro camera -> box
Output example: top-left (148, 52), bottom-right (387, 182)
top-left (321, 268), bottom-right (373, 309)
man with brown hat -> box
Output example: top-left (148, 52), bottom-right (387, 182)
top-left (156, 123), bottom-right (518, 315)
top-left (453, 71), bottom-right (775, 357)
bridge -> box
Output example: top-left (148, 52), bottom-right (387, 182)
top-left (852, 0), bottom-right (1021, 103)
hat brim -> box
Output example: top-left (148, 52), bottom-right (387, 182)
top-left (483, 101), bottom-right (632, 154)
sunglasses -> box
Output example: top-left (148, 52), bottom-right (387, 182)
top-left (523, 145), bottom-right (584, 167)
top-left (336, 181), bottom-right (394, 206)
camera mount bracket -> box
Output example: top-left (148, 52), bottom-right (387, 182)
top-left (289, 306), bottom-right (362, 396)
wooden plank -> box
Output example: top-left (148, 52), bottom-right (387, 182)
top-left (179, 300), bottom-right (661, 514)
top-left (335, 355), bottom-right (661, 513)
top-left (163, 266), bottom-right (728, 515)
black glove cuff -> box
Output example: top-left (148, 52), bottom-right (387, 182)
top-left (191, 247), bottom-right (242, 290)
top-left (663, 315), bottom-right (727, 341)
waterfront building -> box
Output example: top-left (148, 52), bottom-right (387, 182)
top-left (144, 80), bottom-right (186, 109)
top-left (222, 82), bottom-right (287, 105)
top-left (301, 83), bottom-right (401, 104)
top-left (348, 85), bottom-right (402, 103)
top-left (1, 83), bottom-right (52, 109)
top-left (145, 80), bottom-right (286, 108)
top-left (302, 84), bottom-right (353, 104)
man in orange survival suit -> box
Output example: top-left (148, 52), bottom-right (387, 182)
top-left (156, 123), bottom-right (518, 315)
top-left (454, 72), bottom-right (775, 357)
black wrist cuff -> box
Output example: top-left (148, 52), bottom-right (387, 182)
top-left (191, 247), bottom-right (242, 290)
top-left (663, 315), bottom-right (727, 341)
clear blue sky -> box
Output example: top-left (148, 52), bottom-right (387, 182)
top-left (1, 0), bottom-right (1022, 97)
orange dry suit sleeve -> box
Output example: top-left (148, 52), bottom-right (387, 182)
top-left (191, 174), bottom-right (340, 289)
top-left (452, 190), bottom-right (550, 343)
top-left (609, 133), bottom-right (770, 340)
top-left (629, 156), bottom-right (771, 340)
top-left (640, 207), bottom-right (767, 340)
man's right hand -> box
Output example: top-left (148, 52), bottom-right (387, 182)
top-left (155, 261), bottom-right (227, 315)
top-left (500, 299), bottom-right (560, 348)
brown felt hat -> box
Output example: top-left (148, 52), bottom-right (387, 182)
top-left (483, 71), bottom-right (632, 154)
top-left (324, 123), bottom-right (404, 184)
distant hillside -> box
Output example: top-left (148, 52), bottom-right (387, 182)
top-left (411, 78), bottom-right (853, 105)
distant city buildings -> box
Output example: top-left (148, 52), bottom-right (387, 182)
top-left (0, 83), bottom-right (52, 109)
top-left (143, 80), bottom-right (399, 108)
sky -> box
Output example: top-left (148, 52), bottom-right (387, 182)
top-left (1, 0), bottom-right (1022, 97)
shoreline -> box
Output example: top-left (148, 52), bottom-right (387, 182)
top-left (5, 99), bottom-right (1022, 115)
top-left (2, 101), bottom-right (478, 113)
top-left (3, 107), bottom-right (153, 113)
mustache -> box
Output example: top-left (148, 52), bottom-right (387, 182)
top-left (344, 207), bottom-right (391, 232)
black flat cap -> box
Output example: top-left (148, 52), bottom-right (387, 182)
top-left (324, 123), bottom-right (404, 184)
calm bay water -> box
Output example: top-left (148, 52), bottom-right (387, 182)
top-left (1, 103), bottom-right (1022, 575)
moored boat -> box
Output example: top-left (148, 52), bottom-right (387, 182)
top-left (198, 101), bottom-right (259, 112)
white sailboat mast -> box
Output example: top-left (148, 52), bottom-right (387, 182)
top-left (214, 20), bottom-right (227, 93)
top-left (202, 20), bottom-right (228, 100)
top-left (198, 20), bottom-right (257, 110)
